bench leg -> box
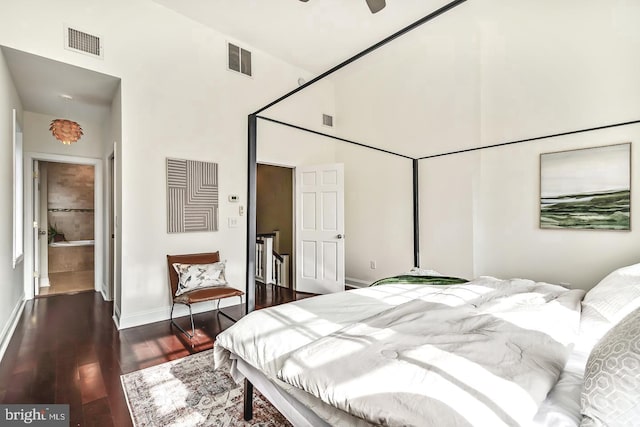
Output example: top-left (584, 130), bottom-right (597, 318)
top-left (170, 302), bottom-right (194, 339)
top-left (215, 296), bottom-right (242, 323)
top-left (243, 379), bottom-right (254, 421)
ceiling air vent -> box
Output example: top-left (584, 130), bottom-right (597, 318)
top-left (64, 26), bottom-right (103, 58)
top-left (322, 114), bottom-right (334, 127)
top-left (228, 42), bottom-right (252, 77)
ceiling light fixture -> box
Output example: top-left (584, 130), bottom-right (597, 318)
top-left (50, 95), bottom-right (83, 145)
top-left (49, 119), bottom-right (84, 145)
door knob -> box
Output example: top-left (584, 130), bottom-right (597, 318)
top-left (337, 234), bottom-right (343, 239)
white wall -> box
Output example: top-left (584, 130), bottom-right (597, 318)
top-left (419, 152), bottom-right (480, 280)
top-left (0, 0), bottom-right (334, 328)
top-left (474, 126), bottom-right (640, 290)
top-left (257, 120), bottom-right (337, 167)
top-left (328, 2), bottom-right (481, 283)
top-left (419, 2), bottom-right (640, 290)
top-left (478, 1), bottom-right (640, 147)
top-left (0, 48), bottom-right (25, 360)
top-left (263, 78), bottom-right (336, 133)
top-left (324, 1), bottom-right (640, 290)
top-left (335, 144), bottom-right (414, 285)
top-left (422, 125), bottom-right (640, 290)
top-left (331, 2), bottom-right (482, 159)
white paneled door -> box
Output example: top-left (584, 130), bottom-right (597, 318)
top-left (296, 164), bottom-right (345, 294)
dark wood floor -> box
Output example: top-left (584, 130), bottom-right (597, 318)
top-left (0, 283), bottom-right (314, 427)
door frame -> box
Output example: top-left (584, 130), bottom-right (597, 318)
top-left (107, 152), bottom-right (115, 302)
top-left (32, 160), bottom-right (41, 295)
top-left (23, 152), bottom-right (104, 300)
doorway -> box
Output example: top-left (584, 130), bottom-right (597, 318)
top-left (24, 152), bottom-right (104, 300)
top-left (36, 161), bottom-right (96, 296)
top-left (256, 163), bottom-right (295, 289)
top-left (255, 162), bottom-right (346, 294)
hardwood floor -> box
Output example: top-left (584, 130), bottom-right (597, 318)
top-left (39, 270), bottom-right (95, 296)
top-left (0, 283), bottom-right (314, 427)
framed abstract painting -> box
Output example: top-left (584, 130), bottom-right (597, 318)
top-left (167, 158), bottom-right (219, 233)
top-left (540, 143), bottom-right (631, 230)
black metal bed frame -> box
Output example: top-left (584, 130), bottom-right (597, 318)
top-left (241, 0), bottom-right (640, 420)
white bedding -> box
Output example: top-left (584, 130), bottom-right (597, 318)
top-left (214, 277), bottom-right (585, 426)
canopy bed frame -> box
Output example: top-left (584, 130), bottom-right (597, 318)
top-left (241, 0), bottom-right (640, 422)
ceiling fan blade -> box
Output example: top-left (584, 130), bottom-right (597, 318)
top-left (366, 0), bottom-right (386, 13)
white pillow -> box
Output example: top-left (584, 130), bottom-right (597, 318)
top-left (406, 267), bottom-right (443, 276)
top-left (172, 262), bottom-right (227, 296)
top-left (579, 263), bottom-right (640, 350)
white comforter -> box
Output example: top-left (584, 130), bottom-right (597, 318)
top-left (214, 277), bottom-right (584, 426)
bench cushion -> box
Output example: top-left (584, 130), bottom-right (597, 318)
top-left (174, 286), bottom-right (244, 304)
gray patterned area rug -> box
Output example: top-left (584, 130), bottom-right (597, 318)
top-left (121, 349), bottom-right (292, 427)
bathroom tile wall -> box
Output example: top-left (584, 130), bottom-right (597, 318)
top-left (48, 246), bottom-right (94, 273)
top-left (46, 162), bottom-right (95, 242)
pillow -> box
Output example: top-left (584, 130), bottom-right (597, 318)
top-left (407, 267), bottom-right (444, 276)
top-left (580, 263), bottom-right (640, 349)
top-left (580, 307), bottom-right (640, 426)
top-left (172, 262), bottom-right (227, 296)
top-left (582, 263), bottom-right (640, 322)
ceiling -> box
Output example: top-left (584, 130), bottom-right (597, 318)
top-left (1, 46), bottom-right (120, 124)
top-left (153, 0), bottom-right (454, 73)
top-left (2, 1), bottom-right (455, 127)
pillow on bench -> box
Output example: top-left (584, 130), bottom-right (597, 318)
top-left (172, 261), bottom-right (228, 296)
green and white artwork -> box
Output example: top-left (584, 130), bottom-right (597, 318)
top-left (540, 143), bottom-right (631, 230)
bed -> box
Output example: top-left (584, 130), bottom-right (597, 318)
top-left (213, 264), bottom-right (640, 426)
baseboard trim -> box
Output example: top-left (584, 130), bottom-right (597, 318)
top-left (101, 282), bottom-right (113, 301)
top-left (112, 303), bottom-right (121, 329)
top-left (0, 296), bottom-right (26, 363)
top-left (345, 277), bottom-right (371, 288)
top-left (40, 277), bottom-right (50, 287)
top-left (117, 297), bottom-right (242, 330)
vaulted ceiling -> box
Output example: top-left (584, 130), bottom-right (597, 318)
top-left (153, 0), bottom-right (452, 73)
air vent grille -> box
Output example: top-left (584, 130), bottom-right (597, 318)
top-left (322, 114), bottom-right (334, 127)
top-left (228, 43), bottom-right (252, 77)
top-left (65, 26), bottom-right (102, 57)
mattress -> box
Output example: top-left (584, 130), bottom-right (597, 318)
top-left (214, 280), bottom-right (586, 426)
top-left (232, 348), bottom-right (587, 427)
